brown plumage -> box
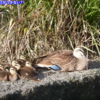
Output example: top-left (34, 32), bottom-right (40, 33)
top-left (0, 67), bottom-right (18, 81)
top-left (18, 67), bottom-right (39, 81)
top-left (0, 63), bottom-right (12, 71)
top-left (17, 60), bottom-right (26, 68)
top-left (11, 55), bottom-right (27, 68)
top-left (13, 61), bottom-right (40, 81)
top-left (16, 55), bottom-right (27, 67)
top-left (34, 50), bottom-right (72, 63)
top-left (34, 48), bottom-right (88, 72)
top-left (0, 65), bottom-right (4, 71)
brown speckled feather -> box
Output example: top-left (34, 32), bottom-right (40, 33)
top-left (35, 49), bottom-right (88, 72)
top-left (18, 67), bottom-right (39, 80)
top-left (0, 71), bottom-right (9, 81)
top-left (35, 50), bottom-right (73, 64)
top-left (0, 63), bottom-right (12, 71)
top-left (0, 68), bottom-right (18, 81)
top-left (17, 59), bottom-right (26, 67)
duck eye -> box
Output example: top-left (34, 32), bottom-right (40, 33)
top-left (79, 49), bottom-right (84, 53)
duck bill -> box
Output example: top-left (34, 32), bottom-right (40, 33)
top-left (87, 59), bottom-right (90, 61)
top-left (35, 78), bottom-right (40, 81)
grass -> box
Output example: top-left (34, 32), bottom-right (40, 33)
top-left (0, 0), bottom-right (100, 62)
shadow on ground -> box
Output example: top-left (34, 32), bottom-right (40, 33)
top-left (2, 75), bottom-right (100, 100)
top-left (89, 60), bottom-right (100, 69)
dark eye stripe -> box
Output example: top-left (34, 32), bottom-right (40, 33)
top-left (79, 49), bottom-right (84, 53)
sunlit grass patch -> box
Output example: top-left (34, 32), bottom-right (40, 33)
top-left (0, 0), bottom-right (100, 62)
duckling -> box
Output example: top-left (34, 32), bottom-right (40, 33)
top-left (13, 62), bottom-right (40, 81)
top-left (12, 60), bottom-right (19, 67)
top-left (0, 64), bottom-right (11, 71)
top-left (11, 55), bottom-right (27, 68)
top-left (9, 67), bottom-right (19, 81)
top-left (0, 67), bottom-right (18, 81)
top-left (3, 63), bottom-right (12, 71)
top-left (0, 65), bottom-right (4, 71)
top-left (35, 47), bottom-right (88, 72)
top-left (17, 55), bottom-right (27, 67)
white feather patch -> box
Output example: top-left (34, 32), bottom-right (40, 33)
top-left (37, 64), bottom-right (51, 68)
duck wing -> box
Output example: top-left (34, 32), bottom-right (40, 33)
top-left (37, 50), bottom-right (72, 59)
top-left (35, 50), bottom-right (75, 70)
top-left (34, 50), bottom-right (72, 63)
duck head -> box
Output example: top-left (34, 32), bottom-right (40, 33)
top-left (25, 61), bottom-right (32, 67)
top-left (73, 48), bottom-right (86, 59)
top-left (10, 67), bottom-right (17, 75)
top-left (13, 64), bottom-right (21, 70)
top-left (19, 55), bottom-right (26, 60)
top-left (12, 61), bottom-right (18, 66)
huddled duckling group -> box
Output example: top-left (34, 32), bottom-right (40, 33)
top-left (0, 56), bottom-right (39, 81)
top-left (0, 47), bottom-right (89, 82)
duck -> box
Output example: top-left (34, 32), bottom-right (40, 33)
top-left (13, 61), bottom-right (40, 81)
top-left (34, 47), bottom-right (88, 72)
top-left (0, 67), bottom-right (18, 81)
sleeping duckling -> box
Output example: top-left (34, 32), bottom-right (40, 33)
top-left (9, 67), bottom-right (19, 81)
top-left (12, 60), bottom-right (19, 67)
top-left (17, 55), bottom-right (27, 67)
top-left (11, 55), bottom-right (27, 68)
top-left (13, 61), bottom-right (40, 81)
top-left (0, 64), bottom-right (11, 71)
top-left (0, 67), bottom-right (18, 81)
top-left (35, 47), bottom-right (88, 72)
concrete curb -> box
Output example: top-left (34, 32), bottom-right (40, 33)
top-left (0, 68), bottom-right (100, 100)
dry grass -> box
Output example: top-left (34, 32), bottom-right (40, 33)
top-left (0, 0), bottom-right (100, 63)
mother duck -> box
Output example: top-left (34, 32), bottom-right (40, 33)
top-left (34, 48), bottom-right (88, 72)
